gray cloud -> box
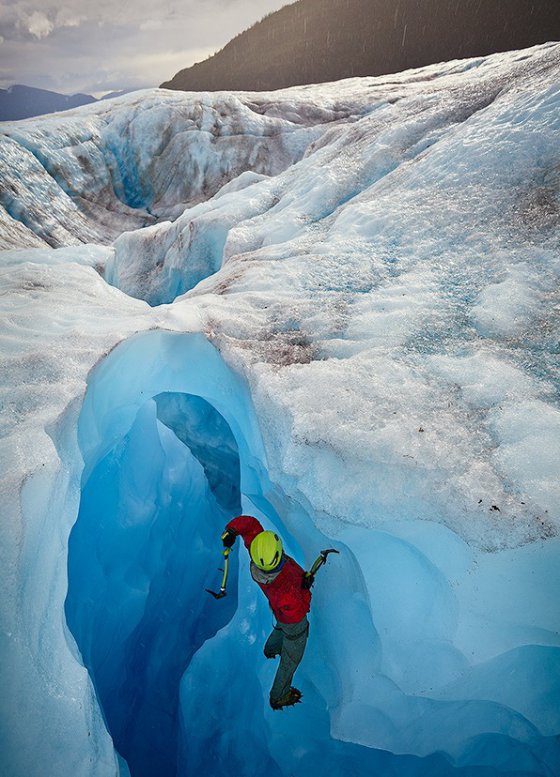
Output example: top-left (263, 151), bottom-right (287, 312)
top-left (0, 0), bottom-right (289, 94)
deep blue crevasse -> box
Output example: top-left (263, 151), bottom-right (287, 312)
top-left (65, 394), bottom-right (240, 777)
top-left (64, 331), bottom-right (552, 777)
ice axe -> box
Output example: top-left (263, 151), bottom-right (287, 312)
top-left (206, 547), bottom-right (231, 599)
top-left (303, 548), bottom-right (339, 587)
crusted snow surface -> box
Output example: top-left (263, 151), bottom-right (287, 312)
top-left (1, 43), bottom-right (559, 777)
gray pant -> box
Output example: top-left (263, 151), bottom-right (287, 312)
top-left (264, 617), bottom-right (309, 703)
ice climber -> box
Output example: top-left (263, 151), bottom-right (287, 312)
top-left (221, 515), bottom-right (312, 710)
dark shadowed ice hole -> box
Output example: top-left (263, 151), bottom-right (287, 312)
top-left (65, 392), bottom-right (241, 777)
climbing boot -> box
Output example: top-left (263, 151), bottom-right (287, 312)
top-left (270, 687), bottom-right (302, 710)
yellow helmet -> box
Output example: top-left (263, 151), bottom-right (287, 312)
top-left (250, 531), bottom-right (283, 571)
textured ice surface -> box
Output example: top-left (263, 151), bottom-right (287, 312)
top-left (1, 43), bottom-right (559, 777)
top-left (0, 91), bottom-right (341, 250)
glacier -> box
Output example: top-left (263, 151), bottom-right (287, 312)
top-left (1, 42), bottom-right (560, 777)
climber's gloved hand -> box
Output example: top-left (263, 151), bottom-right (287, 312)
top-left (301, 572), bottom-right (314, 590)
top-left (221, 529), bottom-right (237, 548)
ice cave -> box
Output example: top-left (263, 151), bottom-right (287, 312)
top-left (1, 42), bottom-right (559, 777)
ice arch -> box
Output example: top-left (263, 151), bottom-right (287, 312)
top-left (64, 330), bottom-right (383, 777)
top-left (64, 330), bottom-right (280, 776)
top-left (63, 330), bottom-right (555, 777)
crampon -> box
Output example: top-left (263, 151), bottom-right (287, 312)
top-left (270, 687), bottom-right (302, 710)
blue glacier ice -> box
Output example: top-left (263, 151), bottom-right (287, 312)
top-left (1, 43), bottom-right (560, 777)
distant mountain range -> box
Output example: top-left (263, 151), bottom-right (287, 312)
top-left (0, 85), bottom-right (142, 122)
top-left (161, 0), bottom-right (560, 92)
top-left (0, 85), bottom-right (96, 121)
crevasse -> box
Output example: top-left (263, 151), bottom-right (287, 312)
top-left (63, 330), bottom-right (559, 777)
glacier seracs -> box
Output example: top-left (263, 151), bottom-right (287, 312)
top-left (1, 43), bottom-right (560, 777)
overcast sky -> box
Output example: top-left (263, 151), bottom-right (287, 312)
top-left (0, 0), bottom-right (290, 95)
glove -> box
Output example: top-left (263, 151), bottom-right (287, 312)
top-left (221, 529), bottom-right (237, 548)
top-left (301, 572), bottom-right (314, 590)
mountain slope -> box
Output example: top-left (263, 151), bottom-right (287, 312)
top-left (162, 0), bottom-right (560, 92)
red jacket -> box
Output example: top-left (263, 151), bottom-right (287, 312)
top-left (227, 515), bottom-right (311, 624)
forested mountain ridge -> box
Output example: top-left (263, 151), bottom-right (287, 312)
top-left (161, 0), bottom-right (560, 92)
